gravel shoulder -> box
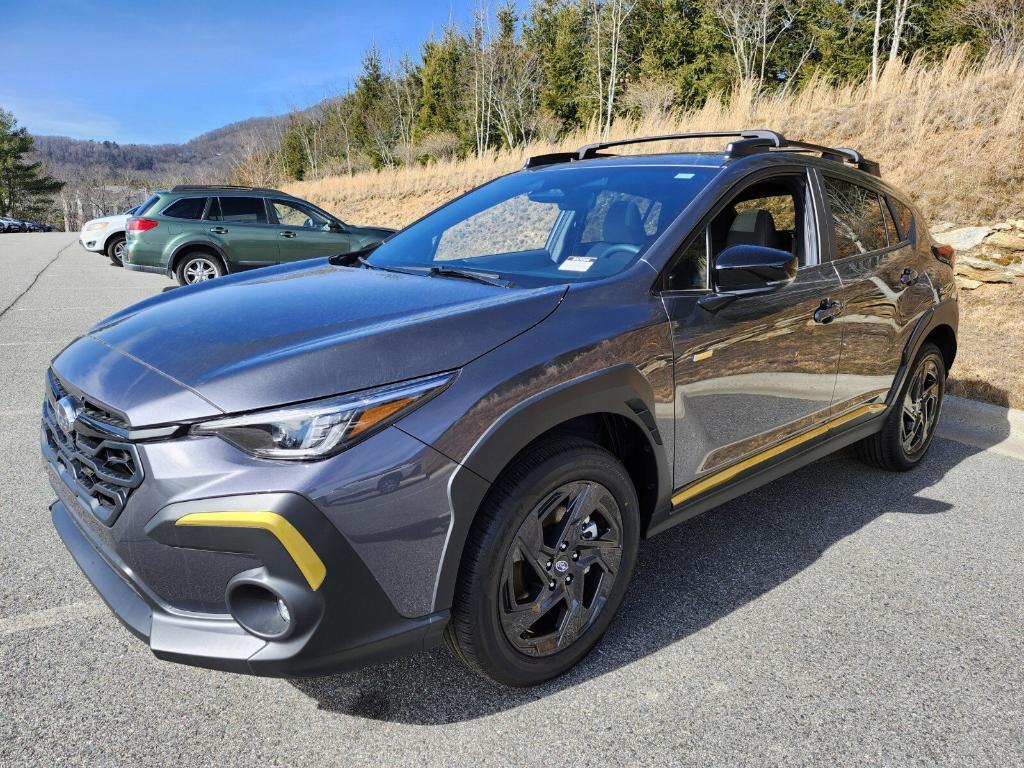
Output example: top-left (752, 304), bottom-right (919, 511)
top-left (1, 235), bottom-right (1021, 767)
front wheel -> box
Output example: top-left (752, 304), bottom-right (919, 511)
top-left (445, 438), bottom-right (640, 686)
top-left (106, 235), bottom-right (126, 266)
top-left (855, 342), bottom-right (946, 471)
top-left (176, 252), bottom-right (225, 285)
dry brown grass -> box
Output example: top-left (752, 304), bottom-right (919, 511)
top-left (950, 284), bottom-right (1024, 409)
top-left (285, 46), bottom-right (1024, 409)
top-left (286, 46), bottom-right (1024, 228)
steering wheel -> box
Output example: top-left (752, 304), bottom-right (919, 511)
top-left (588, 242), bottom-right (642, 261)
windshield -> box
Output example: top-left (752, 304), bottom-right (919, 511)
top-left (366, 164), bottom-right (719, 287)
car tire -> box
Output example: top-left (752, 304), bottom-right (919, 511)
top-left (445, 437), bottom-right (640, 686)
top-left (106, 235), bottom-right (126, 266)
top-left (175, 252), bottom-right (225, 286)
top-left (855, 342), bottom-right (946, 471)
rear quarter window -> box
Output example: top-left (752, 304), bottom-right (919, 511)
top-left (823, 175), bottom-right (888, 258)
top-left (887, 196), bottom-right (915, 242)
top-left (161, 197), bottom-right (208, 220)
top-left (212, 197), bottom-right (268, 224)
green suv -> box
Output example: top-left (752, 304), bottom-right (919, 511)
top-left (122, 185), bottom-right (394, 285)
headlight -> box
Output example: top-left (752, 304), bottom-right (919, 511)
top-left (190, 373), bottom-right (453, 460)
top-left (84, 221), bottom-right (109, 231)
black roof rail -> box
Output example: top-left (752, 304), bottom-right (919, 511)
top-left (170, 184), bottom-right (287, 195)
top-left (523, 129), bottom-right (880, 176)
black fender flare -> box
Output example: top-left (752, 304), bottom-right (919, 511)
top-left (886, 296), bottom-right (958, 406)
top-left (433, 364), bottom-right (671, 612)
top-left (169, 241), bottom-right (231, 275)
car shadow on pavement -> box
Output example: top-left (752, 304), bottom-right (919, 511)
top-left (290, 402), bottom-right (1010, 725)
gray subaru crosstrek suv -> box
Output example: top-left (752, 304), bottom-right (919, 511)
top-left (44, 131), bottom-right (958, 686)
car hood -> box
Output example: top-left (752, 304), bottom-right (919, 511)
top-left (83, 213), bottom-right (129, 227)
top-left (74, 258), bottom-right (564, 420)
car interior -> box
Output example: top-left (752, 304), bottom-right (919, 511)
top-left (664, 175), bottom-right (809, 291)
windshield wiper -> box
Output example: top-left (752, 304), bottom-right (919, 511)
top-left (426, 266), bottom-right (514, 288)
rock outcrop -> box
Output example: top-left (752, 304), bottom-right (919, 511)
top-left (931, 219), bottom-right (1023, 290)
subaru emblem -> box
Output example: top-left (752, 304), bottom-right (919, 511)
top-left (55, 395), bottom-right (82, 434)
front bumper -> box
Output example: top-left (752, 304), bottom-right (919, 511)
top-left (52, 490), bottom-right (449, 676)
top-left (80, 234), bottom-right (104, 252)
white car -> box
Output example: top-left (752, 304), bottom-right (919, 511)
top-left (79, 205), bottom-right (142, 265)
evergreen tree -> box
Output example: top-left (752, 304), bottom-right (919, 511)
top-left (526, 0), bottom-right (588, 128)
top-left (415, 26), bottom-right (469, 147)
top-left (0, 109), bottom-right (63, 219)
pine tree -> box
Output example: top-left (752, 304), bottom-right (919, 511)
top-left (415, 26), bottom-right (469, 148)
top-left (0, 109), bottom-right (63, 219)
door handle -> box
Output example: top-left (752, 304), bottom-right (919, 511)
top-left (279, 231), bottom-right (297, 238)
top-left (813, 299), bottom-right (842, 324)
top-left (899, 268), bottom-right (919, 286)
top-left (209, 226), bottom-right (228, 235)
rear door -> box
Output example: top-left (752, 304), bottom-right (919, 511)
top-left (269, 198), bottom-right (355, 261)
top-left (207, 196), bottom-right (280, 268)
top-left (660, 168), bottom-right (844, 496)
top-left (818, 173), bottom-right (935, 413)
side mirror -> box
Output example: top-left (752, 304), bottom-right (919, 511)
top-left (328, 221), bottom-right (345, 233)
top-left (713, 244), bottom-right (798, 292)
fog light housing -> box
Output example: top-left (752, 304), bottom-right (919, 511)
top-left (226, 582), bottom-right (293, 640)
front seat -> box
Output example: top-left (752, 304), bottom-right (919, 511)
top-left (726, 209), bottom-right (780, 249)
top-left (585, 201), bottom-right (647, 259)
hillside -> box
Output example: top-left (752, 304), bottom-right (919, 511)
top-left (33, 114), bottom-right (286, 181)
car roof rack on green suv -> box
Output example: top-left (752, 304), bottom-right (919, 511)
top-left (525, 129), bottom-right (881, 177)
top-left (169, 184), bottom-right (288, 196)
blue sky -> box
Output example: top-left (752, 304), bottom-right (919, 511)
top-left (0, 0), bottom-right (518, 145)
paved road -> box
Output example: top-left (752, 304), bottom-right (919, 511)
top-left (1, 233), bottom-right (1022, 767)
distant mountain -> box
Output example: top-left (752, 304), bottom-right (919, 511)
top-left (32, 114), bottom-right (287, 182)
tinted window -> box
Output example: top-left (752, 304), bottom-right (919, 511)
top-left (161, 197), bottom-right (207, 220)
top-left (880, 199), bottom-right (898, 245)
top-left (823, 176), bottom-right (888, 258)
top-left (272, 199), bottom-right (331, 229)
top-left (212, 197), bottom-right (268, 224)
top-left (136, 194), bottom-right (161, 215)
top-left (888, 196), bottom-right (915, 242)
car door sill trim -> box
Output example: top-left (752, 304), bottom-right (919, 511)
top-left (670, 402), bottom-right (885, 506)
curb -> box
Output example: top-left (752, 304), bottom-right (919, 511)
top-left (938, 395), bottom-right (1024, 461)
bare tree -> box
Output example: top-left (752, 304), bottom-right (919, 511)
top-left (491, 29), bottom-right (543, 147)
top-left (385, 55), bottom-right (421, 166)
top-left (871, 0), bottom-right (884, 87)
top-left (711, 0), bottom-right (794, 88)
top-left (620, 79), bottom-right (677, 122)
top-left (468, 5), bottom-right (497, 157)
top-left (958, 0), bottom-right (1024, 52)
top-left (887, 0), bottom-right (914, 64)
top-left (590, 0), bottom-right (638, 138)
top-left (230, 131), bottom-right (280, 188)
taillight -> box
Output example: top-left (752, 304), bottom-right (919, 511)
top-left (931, 243), bottom-right (955, 268)
top-left (127, 217), bottom-right (159, 232)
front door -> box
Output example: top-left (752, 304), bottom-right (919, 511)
top-left (270, 198), bottom-right (355, 261)
top-left (660, 170), bottom-right (843, 502)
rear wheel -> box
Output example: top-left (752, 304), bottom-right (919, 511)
top-left (855, 342), bottom-right (945, 471)
top-left (106, 235), bottom-right (126, 266)
top-left (176, 252), bottom-right (225, 285)
top-left (445, 438), bottom-right (639, 686)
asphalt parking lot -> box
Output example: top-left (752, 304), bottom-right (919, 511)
top-left (1, 233), bottom-right (1022, 766)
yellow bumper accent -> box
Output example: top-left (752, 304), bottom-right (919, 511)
top-left (175, 511), bottom-right (326, 590)
top-left (671, 402), bottom-right (886, 506)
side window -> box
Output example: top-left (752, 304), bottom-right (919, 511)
top-left (880, 199), bottom-right (898, 245)
top-left (161, 197), bottom-right (207, 220)
top-left (272, 200), bottom-right (330, 229)
top-left (823, 176), bottom-right (888, 257)
top-left (887, 196), bottom-right (915, 242)
top-left (665, 230), bottom-right (708, 291)
top-left (213, 197), bottom-right (268, 224)
top-left (664, 174), bottom-right (810, 292)
top-left (434, 194), bottom-right (559, 261)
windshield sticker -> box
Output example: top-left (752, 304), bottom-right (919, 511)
top-left (674, 172), bottom-right (696, 179)
top-left (559, 256), bottom-right (597, 272)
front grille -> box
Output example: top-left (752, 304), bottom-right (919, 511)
top-left (42, 371), bottom-right (142, 525)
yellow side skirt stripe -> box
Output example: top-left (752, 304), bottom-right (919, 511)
top-left (175, 511), bottom-right (326, 591)
top-left (671, 403), bottom-right (886, 507)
